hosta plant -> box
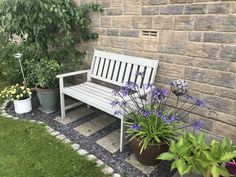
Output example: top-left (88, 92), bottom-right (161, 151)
top-left (157, 132), bottom-right (236, 177)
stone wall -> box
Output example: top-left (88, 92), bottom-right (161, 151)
top-left (75, 0), bottom-right (236, 141)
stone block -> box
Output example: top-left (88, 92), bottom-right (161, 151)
top-left (55, 108), bottom-right (95, 125)
top-left (77, 149), bottom-right (88, 156)
top-left (209, 111), bottom-right (236, 127)
top-left (129, 39), bottom-right (158, 52)
top-left (184, 4), bottom-right (207, 14)
top-left (174, 16), bottom-right (194, 30)
top-left (214, 122), bottom-right (236, 139)
top-left (160, 5), bottom-right (184, 15)
top-left (112, 173), bottom-right (121, 177)
top-left (94, 0), bottom-right (110, 7)
top-left (208, 3), bottom-right (230, 14)
top-left (101, 17), bottom-right (112, 28)
top-left (203, 33), bottom-right (236, 44)
top-left (159, 31), bottom-right (187, 44)
top-left (120, 30), bottom-right (140, 38)
top-left (102, 166), bottom-right (114, 175)
top-left (93, 28), bottom-right (106, 36)
top-left (96, 159), bottom-right (104, 166)
top-left (107, 29), bottom-right (119, 36)
top-left (202, 95), bottom-right (232, 114)
top-left (71, 143), bottom-right (80, 150)
top-left (123, 1), bottom-right (141, 15)
top-left (132, 17), bottom-right (152, 29)
top-left (153, 16), bottom-right (173, 30)
top-left (186, 43), bottom-right (220, 59)
top-left (232, 102), bottom-right (236, 116)
top-left (219, 45), bottom-right (236, 62)
top-left (110, 37), bottom-right (128, 49)
top-left (208, 70), bottom-right (235, 88)
top-left (158, 43), bottom-right (187, 55)
top-left (230, 63), bottom-right (236, 73)
top-left (172, 55), bottom-right (194, 66)
top-left (98, 37), bottom-right (111, 47)
top-left (194, 16), bottom-right (214, 31)
top-left (142, 6), bottom-right (159, 15)
top-left (150, 0), bottom-right (168, 5)
top-left (189, 32), bottom-right (202, 42)
top-left (50, 131), bottom-right (60, 136)
top-left (158, 63), bottom-right (185, 78)
top-left (111, 0), bottom-right (122, 7)
top-left (184, 67), bottom-right (208, 83)
top-left (170, 0), bottom-right (193, 3)
top-left (215, 16), bottom-right (236, 32)
top-left (63, 138), bottom-right (72, 144)
top-left (113, 17), bottom-right (132, 28)
top-left (190, 82), bottom-right (215, 95)
top-left (193, 58), bottom-right (230, 71)
top-left (231, 2), bottom-right (236, 14)
top-left (87, 154), bottom-right (97, 161)
top-left (126, 154), bottom-right (158, 175)
top-left (73, 115), bottom-right (116, 137)
top-left (90, 12), bottom-right (100, 27)
top-left (215, 87), bottom-right (236, 101)
top-left (106, 8), bottom-right (122, 16)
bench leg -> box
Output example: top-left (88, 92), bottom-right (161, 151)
top-left (87, 104), bottom-right (90, 109)
top-left (60, 92), bottom-right (66, 119)
top-left (120, 118), bottom-right (125, 152)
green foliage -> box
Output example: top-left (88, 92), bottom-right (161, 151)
top-left (28, 59), bottom-right (63, 89)
top-left (0, 0), bottom-right (102, 52)
top-left (0, 0), bottom-right (102, 86)
top-left (157, 132), bottom-right (236, 177)
top-left (126, 110), bottom-right (175, 154)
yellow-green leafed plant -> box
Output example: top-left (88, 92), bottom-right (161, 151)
top-left (157, 133), bottom-right (236, 177)
top-left (0, 84), bottom-right (32, 101)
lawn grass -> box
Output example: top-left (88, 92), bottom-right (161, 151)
top-left (0, 117), bottom-right (108, 177)
top-left (0, 77), bottom-right (10, 105)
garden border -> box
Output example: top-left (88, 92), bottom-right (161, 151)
top-left (0, 100), bottom-right (121, 177)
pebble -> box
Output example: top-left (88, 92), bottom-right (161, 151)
top-left (50, 131), bottom-right (60, 136)
top-left (71, 143), bottom-right (80, 150)
top-left (87, 154), bottom-right (97, 161)
top-left (102, 166), bottom-right (114, 175)
top-left (77, 149), bottom-right (88, 156)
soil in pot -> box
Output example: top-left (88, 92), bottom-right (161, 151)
top-left (36, 88), bottom-right (59, 114)
top-left (130, 138), bottom-right (169, 166)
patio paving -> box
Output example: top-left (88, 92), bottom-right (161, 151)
top-left (74, 114), bottom-right (116, 137)
top-left (55, 107), bottom-right (94, 125)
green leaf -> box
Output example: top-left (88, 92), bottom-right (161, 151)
top-left (176, 159), bottom-right (186, 176)
top-left (157, 152), bottom-right (175, 161)
top-left (203, 151), bottom-right (214, 161)
top-left (220, 152), bottom-right (236, 162)
top-left (211, 165), bottom-right (220, 177)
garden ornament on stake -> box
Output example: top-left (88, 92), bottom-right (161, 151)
top-left (171, 79), bottom-right (189, 107)
top-left (14, 52), bottom-right (27, 86)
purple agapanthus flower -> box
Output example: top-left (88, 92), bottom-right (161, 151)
top-left (151, 87), bottom-right (169, 103)
top-left (110, 100), bottom-right (119, 107)
top-left (130, 123), bottom-right (141, 131)
top-left (144, 83), bottom-right (154, 90)
top-left (112, 90), bottom-right (118, 96)
top-left (119, 101), bottom-right (127, 106)
top-left (185, 94), bottom-right (196, 102)
top-left (191, 120), bottom-right (203, 130)
top-left (169, 114), bottom-right (176, 123)
top-left (135, 71), bottom-right (144, 77)
top-left (196, 99), bottom-right (205, 108)
top-left (139, 109), bottom-right (152, 118)
top-left (114, 110), bottom-right (121, 116)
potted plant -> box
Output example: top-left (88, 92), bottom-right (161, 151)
top-left (111, 76), bottom-right (205, 166)
top-left (158, 132), bottom-right (236, 177)
top-left (29, 58), bottom-right (63, 113)
top-left (0, 84), bottom-right (32, 114)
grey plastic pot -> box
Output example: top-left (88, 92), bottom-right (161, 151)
top-left (36, 87), bottom-right (59, 114)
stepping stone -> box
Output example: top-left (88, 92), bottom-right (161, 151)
top-left (73, 115), bottom-right (116, 137)
top-left (102, 166), bottom-right (114, 175)
top-left (96, 129), bottom-right (128, 153)
top-left (55, 107), bottom-right (94, 125)
top-left (125, 154), bottom-right (159, 176)
top-left (77, 149), bottom-right (88, 156)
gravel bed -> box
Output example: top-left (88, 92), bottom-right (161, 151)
top-left (5, 96), bottom-right (175, 177)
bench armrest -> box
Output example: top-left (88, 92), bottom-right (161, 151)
top-left (56, 70), bottom-right (90, 78)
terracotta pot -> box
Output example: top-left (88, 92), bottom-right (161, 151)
top-left (130, 138), bottom-right (169, 166)
top-left (226, 162), bottom-right (236, 174)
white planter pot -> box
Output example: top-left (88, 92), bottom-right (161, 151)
top-left (13, 97), bottom-right (32, 114)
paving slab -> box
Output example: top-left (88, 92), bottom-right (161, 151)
top-left (73, 115), bottom-right (116, 137)
top-left (96, 129), bottom-right (128, 153)
top-left (55, 107), bottom-right (94, 125)
top-left (125, 154), bottom-right (159, 176)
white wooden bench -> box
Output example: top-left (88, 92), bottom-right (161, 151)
top-left (56, 50), bottom-right (159, 152)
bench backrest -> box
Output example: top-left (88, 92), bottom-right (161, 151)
top-left (90, 50), bottom-right (159, 89)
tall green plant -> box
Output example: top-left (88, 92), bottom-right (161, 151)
top-left (0, 0), bottom-right (102, 53)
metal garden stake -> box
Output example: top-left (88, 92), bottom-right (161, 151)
top-left (14, 52), bottom-right (27, 86)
